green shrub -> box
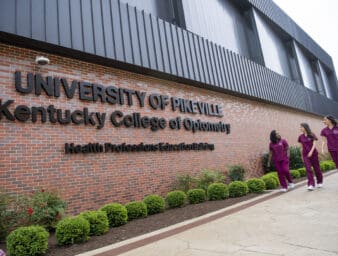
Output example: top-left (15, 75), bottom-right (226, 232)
top-left (228, 165), bottom-right (245, 181)
top-left (174, 174), bottom-right (198, 192)
top-left (0, 193), bottom-right (31, 240)
top-left (320, 160), bottom-right (335, 172)
top-left (79, 210), bottom-right (109, 236)
top-left (246, 178), bottom-right (265, 193)
top-left (290, 169), bottom-right (301, 179)
top-left (100, 203), bottom-right (128, 227)
top-left (207, 183), bottom-right (229, 200)
top-left (166, 190), bottom-right (186, 208)
top-left (55, 216), bottom-right (90, 245)
top-left (297, 167), bottom-right (307, 177)
top-left (187, 189), bottom-right (206, 204)
top-left (29, 190), bottom-right (67, 230)
top-left (6, 226), bottom-right (49, 256)
top-left (266, 172), bottom-right (280, 186)
top-left (261, 174), bottom-right (278, 190)
top-left (143, 195), bottom-right (165, 215)
top-left (228, 181), bottom-right (249, 197)
top-left (196, 169), bottom-right (225, 191)
top-left (289, 146), bottom-right (303, 169)
top-left (125, 201), bottom-right (148, 220)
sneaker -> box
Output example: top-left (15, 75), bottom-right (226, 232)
top-left (288, 183), bottom-right (295, 189)
top-left (307, 185), bottom-right (314, 191)
top-left (280, 188), bottom-right (287, 192)
top-left (317, 183), bottom-right (323, 188)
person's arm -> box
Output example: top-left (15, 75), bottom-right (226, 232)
top-left (299, 143), bottom-right (304, 162)
top-left (267, 150), bottom-right (272, 167)
top-left (307, 140), bottom-right (316, 158)
top-left (321, 136), bottom-right (327, 154)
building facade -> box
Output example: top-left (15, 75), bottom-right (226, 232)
top-left (1, 0), bottom-right (338, 213)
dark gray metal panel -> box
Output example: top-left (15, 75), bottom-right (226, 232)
top-left (81, 0), bottom-right (95, 54)
top-left (171, 24), bottom-right (183, 77)
top-left (158, 19), bottom-right (170, 73)
top-left (204, 40), bottom-right (215, 86)
top-left (0, 0), bottom-right (15, 33)
top-left (164, 21), bottom-right (176, 75)
top-left (111, 0), bottom-right (124, 61)
top-left (32, 0), bottom-right (45, 41)
top-left (58, 0), bottom-right (72, 48)
top-left (137, 10), bottom-right (150, 68)
top-left (45, 0), bottom-right (59, 45)
top-left (101, 0), bottom-right (115, 59)
top-left (70, 0), bottom-right (84, 51)
top-left (16, 0), bottom-right (31, 38)
top-left (129, 6), bottom-right (141, 65)
top-left (212, 43), bottom-right (222, 87)
top-left (144, 13), bottom-right (157, 70)
top-left (92, 0), bottom-right (106, 56)
top-left (120, 3), bottom-right (132, 62)
top-left (188, 32), bottom-right (199, 81)
top-left (150, 15), bottom-right (162, 71)
top-left (177, 27), bottom-right (189, 79)
top-left (198, 37), bottom-right (209, 84)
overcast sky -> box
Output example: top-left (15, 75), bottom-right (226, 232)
top-left (273, 0), bottom-right (338, 74)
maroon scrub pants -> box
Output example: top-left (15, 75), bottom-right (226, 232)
top-left (329, 151), bottom-right (338, 169)
top-left (303, 153), bottom-right (323, 187)
top-left (274, 159), bottom-right (293, 189)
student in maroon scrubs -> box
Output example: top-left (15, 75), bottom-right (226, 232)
top-left (298, 123), bottom-right (323, 190)
top-left (267, 130), bottom-right (294, 192)
top-left (321, 115), bottom-right (338, 168)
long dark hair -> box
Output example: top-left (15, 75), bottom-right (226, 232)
top-left (270, 130), bottom-right (278, 144)
top-left (325, 115), bottom-right (337, 126)
top-left (300, 123), bottom-right (315, 140)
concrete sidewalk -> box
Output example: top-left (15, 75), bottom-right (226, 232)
top-left (79, 171), bottom-right (338, 256)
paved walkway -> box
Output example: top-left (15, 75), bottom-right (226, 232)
top-left (79, 170), bottom-right (338, 256)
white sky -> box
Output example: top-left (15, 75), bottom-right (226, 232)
top-left (273, 0), bottom-right (338, 75)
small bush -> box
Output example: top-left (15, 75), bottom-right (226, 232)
top-left (297, 167), bottom-right (307, 177)
top-left (289, 146), bottom-right (303, 169)
top-left (229, 181), bottom-right (249, 197)
top-left (228, 165), bottom-right (245, 181)
top-left (246, 178), bottom-right (265, 193)
top-left (174, 174), bottom-right (198, 192)
top-left (166, 190), bottom-right (186, 208)
top-left (100, 203), bottom-right (128, 227)
top-left (143, 195), bottom-right (165, 215)
top-left (29, 190), bottom-right (67, 230)
top-left (6, 226), bottom-right (49, 256)
top-left (320, 160), bottom-right (335, 172)
top-left (290, 170), bottom-right (301, 179)
top-left (207, 183), bottom-right (229, 200)
top-left (55, 216), bottom-right (90, 245)
top-left (261, 174), bottom-right (278, 190)
top-left (266, 172), bottom-right (280, 186)
top-left (0, 193), bottom-right (31, 240)
top-left (79, 210), bottom-right (109, 236)
top-left (197, 169), bottom-right (225, 191)
top-left (125, 201), bottom-right (147, 220)
top-left (187, 189), bottom-right (206, 204)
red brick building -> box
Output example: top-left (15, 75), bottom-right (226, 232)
top-left (1, 0), bottom-right (338, 213)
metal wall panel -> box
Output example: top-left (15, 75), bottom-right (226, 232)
top-left (1, 0), bottom-right (338, 116)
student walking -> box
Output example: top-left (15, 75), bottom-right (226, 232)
top-left (321, 115), bottom-right (338, 168)
top-left (267, 130), bottom-right (294, 192)
top-left (298, 123), bottom-right (323, 190)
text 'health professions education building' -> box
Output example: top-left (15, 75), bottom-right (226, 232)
top-left (1, 0), bottom-right (338, 213)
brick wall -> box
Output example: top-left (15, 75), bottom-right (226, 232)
top-left (0, 43), bottom-right (326, 214)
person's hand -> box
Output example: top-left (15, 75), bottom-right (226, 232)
top-left (307, 152), bottom-right (312, 158)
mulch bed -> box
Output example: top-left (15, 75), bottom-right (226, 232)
top-left (45, 193), bottom-right (262, 256)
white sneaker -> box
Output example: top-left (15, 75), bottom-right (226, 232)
top-left (307, 185), bottom-right (314, 191)
top-left (317, 183), bottom-right (323, 188)
top-left (288, 183), bottom-right (295, 189)
top-left (280, 188), bottom-right (287, 192)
